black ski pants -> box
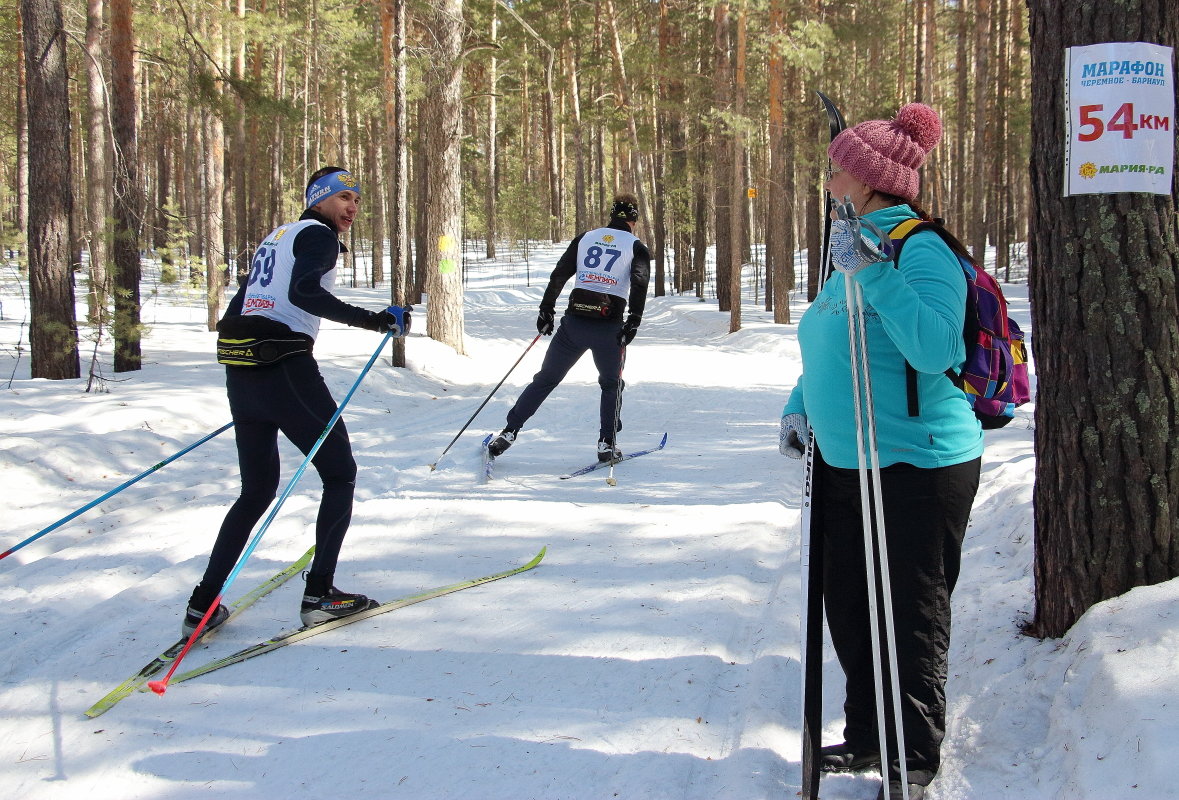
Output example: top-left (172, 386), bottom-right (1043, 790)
top-left (814, 451), bottom-right (980, 787)
top-left (506, 313), bottom-right (625, 440)
top-left (192, 354), bottom-right (356, 609)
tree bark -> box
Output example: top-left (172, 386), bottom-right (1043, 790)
top-left (729, 1), bottom-right (747, 333)
top-left (1026, 0), bottom-right (1179, 638)
top-left (16, 9), bottom-right (29, 238)
top-left (110, 0), bottom-right (141, 371)
top-left (367, 116), bottom-right (385, 287)
top-left (485, 2), bottom-right (498, 258)
top-left (83, 0), bottom-right (108, 326)
top-left (22, 0), bottom-right (79, 379)
top-left (422, 0), bottom-right (466, 353)
top-left (561, 0), bottom-right (588, 234)
top-left (712, 2), bottom-right (732, 312)
top-left (767, 0), bottom-right (791, 323)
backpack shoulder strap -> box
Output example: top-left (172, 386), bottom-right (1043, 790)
top-left (887, 217), bottom-right (969, 415)
top-left (888, 217), bottom-right (927, 244)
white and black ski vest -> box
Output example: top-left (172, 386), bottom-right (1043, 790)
top-left (571, 226), bottom-right (639, 302)
top-left (239, 219), bottom-right (338, 340)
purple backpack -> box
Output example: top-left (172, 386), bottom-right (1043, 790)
top-left (889, 219), bottom-right (1031, 430)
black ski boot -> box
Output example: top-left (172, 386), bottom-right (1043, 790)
top-left (182, 592), bottom-right (230, 637)
top-left (488, 427), bottom-right (519, 458)
top-left (597, 437), bottom-right (623, 463)
top-left (301, 573), bottom-right (378, 627)
top-left (820, 742), bottom-right (881, 773)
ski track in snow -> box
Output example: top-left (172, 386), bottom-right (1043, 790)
top-left (1, 251), bottom-right (1176, 800)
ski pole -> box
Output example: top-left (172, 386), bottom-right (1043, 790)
top-left (1, 421), bottom-right (235, 563)
top-left (428, 333), bottom-right (542, 471)
top-left (148, 331), bottom-right (393, 696)
top-left (606, 345), bottom-right (626, 487)
top-left (844, 269), bottom-right (911, 799)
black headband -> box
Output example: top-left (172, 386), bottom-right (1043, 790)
top-left (611, 200), bottom-right (639, 222)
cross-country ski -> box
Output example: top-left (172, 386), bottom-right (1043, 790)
top-left (559, 432), bottom-right (668, 479)
top-left (165, 547), bottom-right (546, 687)
top-left (83, 547), bottom-right (315, 718)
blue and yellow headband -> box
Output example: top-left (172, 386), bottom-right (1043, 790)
top-left (305, 171), bottom-right (361, 208)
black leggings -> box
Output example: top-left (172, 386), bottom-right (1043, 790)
top-left (814, 451), bottom-right (980, 786)
top-left (506, 314), bottom-right (625, 439)
top-left (193, 355), bottom-right (356, 608)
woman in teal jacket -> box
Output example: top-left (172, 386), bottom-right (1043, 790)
top-left (780, 103), bottom-right (982, 800)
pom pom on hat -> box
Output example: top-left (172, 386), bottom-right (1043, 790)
top-left (827, 103), bottom-right (943, 201)
top-left (894, 103), bottom-right (942, 152)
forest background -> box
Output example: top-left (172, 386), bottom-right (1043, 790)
top-left (0, 0), bottom-right (1029, 354)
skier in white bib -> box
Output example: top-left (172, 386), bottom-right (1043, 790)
top-left (185, 166), bottom-right (410, 634)
top-left (489, 193), bottom-right (651, 462)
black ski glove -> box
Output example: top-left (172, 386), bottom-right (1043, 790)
top-left (537, 308), bottom-right (556, 336)
top-left (618, 314), bottom-right (640, 346)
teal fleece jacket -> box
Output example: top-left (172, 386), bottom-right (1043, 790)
top-left (783, 204), bottom-right (984, 469)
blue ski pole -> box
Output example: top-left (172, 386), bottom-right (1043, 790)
top-left (2, 421), bottom-right (235, 563)
top-left (149, 330), bottom-right (393, 695)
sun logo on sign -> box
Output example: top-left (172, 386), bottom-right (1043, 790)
top-left (1079, 162), bottom-right (1098, 179)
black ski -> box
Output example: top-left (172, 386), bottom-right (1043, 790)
top-left (800, 443), bottom-right (824, 799)
top-left (801, 89), bottom-right (846, 800)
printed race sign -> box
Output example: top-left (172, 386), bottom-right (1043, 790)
top-left (1064, 42), bottom-right (1174, 196)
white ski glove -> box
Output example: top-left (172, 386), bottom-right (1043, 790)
top-left (779, 413), bottom-right (810, 459)
top-left (828, 197), bottom-right (892, 277)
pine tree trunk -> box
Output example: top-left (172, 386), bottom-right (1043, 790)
top-left (768, 3), bottom-right (791, 323)
top-left (969, 0), bottom-right (991, 259)
top-left (231, 0), bottom-right (249, 273)
top-left (16, 9), bottom-right (29, 238)
top-left (485, 3), bottom-right (498, 258)
top-left (712, 2), bottom-right (732, 312)
top-left (368, 116), bottom-right (385, 287)
top-left (380, 0), bottom-right (408, 367)
top-left (110, 0), bottom-right (141, 371)
top-left (728, 1), bottom-right (747, 333)
top-left (422, 0), bottom-right (465, 354)
top-left (1026, 0), bottom-right (1179, 638)
top-left (22, 0), bottom-right (79, 379)
top-left (203, 102), bottom-right (225, 332)
top-left (562, 0), bottom-right (587, 234)
top-left (691, 143), bottom-right (708, 300)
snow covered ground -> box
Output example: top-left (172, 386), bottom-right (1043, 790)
top-left (1, 248), bottom-right (1176, 799)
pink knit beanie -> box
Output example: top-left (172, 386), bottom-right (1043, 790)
top-left (827, 103), bottom-right (942, 201)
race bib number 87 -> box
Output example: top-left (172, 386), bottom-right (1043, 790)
top-left (583, 246), bottom-right (622, 272)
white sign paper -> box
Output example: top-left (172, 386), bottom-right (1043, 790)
top-left (1063, 42), bottom-right (1175, 196)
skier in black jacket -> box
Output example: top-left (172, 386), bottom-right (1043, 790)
top-left (488, 193), bottom-right (651, 462)
top-left (184, 166), bottom-right (409, 635)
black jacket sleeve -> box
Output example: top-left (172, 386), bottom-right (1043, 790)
top-left (224, 275), bottom-right (247, 317)
top-left (627, 241), bottom-right (652, 319)
top-left (539, 234), bottom-right (584, 313)
top-left (288, 225), bottom-right (376, 328)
